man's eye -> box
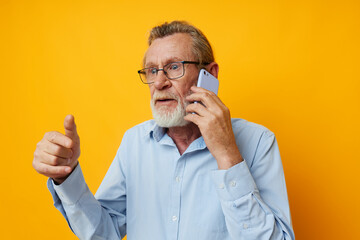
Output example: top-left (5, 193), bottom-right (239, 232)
top-left (148, 68), bottom-right (157, 75)
top-left (166, 63), bottom-right (181, 71)
top-left (170, 64), bottom-right (179, 70)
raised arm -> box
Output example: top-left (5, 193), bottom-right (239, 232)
top-left (33, 115), bottom-right (126, 239)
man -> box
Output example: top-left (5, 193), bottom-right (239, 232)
top-left (33, 21), bottom-right (295, 239)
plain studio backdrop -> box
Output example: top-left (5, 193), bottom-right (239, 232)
top-left (1, 0), bottom-right (359, 239)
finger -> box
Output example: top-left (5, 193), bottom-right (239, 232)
top-left (190, 85), bottom-right (216, 94)
top-left (186, 91), bottom-right (219, 109)
top-left (45, 131), bottom-right (73, 148)
top-left (190, 86), bottom-right (224, 102)
top-left (190, 85), bottom-right (206, 92)
top-left (33, 161), bottom-right (72, 178)
top-left (64, 114), bottom-right (78, 140)
top-left (44, 141), bottom-right (73, 159)
top-left (40, 151), bottom-right (70, 166)
top-left (186, 102), bottom-right (208, 117)
top-left (184, 112), bottom-right (202, 125)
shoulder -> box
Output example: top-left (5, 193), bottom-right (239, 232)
top-left (123, 119), bottom-right (156, 138)
top-left (231, 118), bottom-right (277, 166)
top-left (116, 120), bottom-right (155, 157)
top-left (231, 118), bottom-right (274, 138)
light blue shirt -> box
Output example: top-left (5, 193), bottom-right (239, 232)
top-left (48, 119), bottom-right (295, 240)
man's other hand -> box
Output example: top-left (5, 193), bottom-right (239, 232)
top-left (33, 115), bottom-right (81, 184)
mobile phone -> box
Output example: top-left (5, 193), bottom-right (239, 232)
top-left (196, 69), bottom-right (219, 94)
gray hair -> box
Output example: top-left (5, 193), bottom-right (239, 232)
top-left (144, 20), bottom-right (214, 68)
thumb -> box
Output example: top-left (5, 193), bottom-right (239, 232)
top-left (64, 114), bottom-right (78, 139)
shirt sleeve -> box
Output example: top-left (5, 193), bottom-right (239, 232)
top-left (211, 131), bottom-right (295, 240)
top-left (48, 163), bottom-right (126, 240)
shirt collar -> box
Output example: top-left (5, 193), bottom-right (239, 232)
top-left (147, 121), bottom-right (207, 152)
top-left (148, 121), bottom-right (166, 142)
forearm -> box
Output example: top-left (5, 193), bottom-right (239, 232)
top-left (212, 161), bottom-right (294, 240)
top-left (216, 142), bottom-right (244, 170)
top-left (220, 190), bottom-right (293, 239)
top-left (48, 164), bottom-right (126, 240)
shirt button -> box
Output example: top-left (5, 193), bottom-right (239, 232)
top-left (243, 223), bottom-right (248, 229)
top-left (230, 180), bottom-right (237, 187)
top-left (219, 183), bottom-right (225, 189)
top-left (172, 216), bottom-right (178, 222)
top-left (175, 176), bottom-right (181, 182)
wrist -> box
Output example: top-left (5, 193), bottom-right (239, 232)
top-left (53, 177), bottom-right (67, 185)
top-left (217, 147), bottom-right (243, 170)
top-left (53, 161), bottom-right (78, 185)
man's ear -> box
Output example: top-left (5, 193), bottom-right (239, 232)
top-left (206, 62), bottom-right (219, 78)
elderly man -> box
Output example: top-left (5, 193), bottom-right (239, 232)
top-left (33, 21), bottom-right (295, 239)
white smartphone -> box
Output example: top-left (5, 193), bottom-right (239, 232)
top-left (196, 69), bottom-right (219, 94)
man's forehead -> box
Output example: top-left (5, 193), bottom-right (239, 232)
top-left (144, 33), bottom-right (194, 66)
top-left (145, 56), bottom-right (183, 67)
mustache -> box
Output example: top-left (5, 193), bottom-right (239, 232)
top-left (152, 89), bottom-right (193, 102)
top-left (152, 91), bottom-right (180, 102)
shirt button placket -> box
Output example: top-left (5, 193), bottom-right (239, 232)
top-left (170, 156), bottom-right (185, 240)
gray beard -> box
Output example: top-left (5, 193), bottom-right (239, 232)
top-left (150, 92), bottom-right (189, 128)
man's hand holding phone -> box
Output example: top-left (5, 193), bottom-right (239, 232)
top-left (184, 71), bottom-right (243, 170)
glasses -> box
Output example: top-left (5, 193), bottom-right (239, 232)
top-left (137, 61), bottom-right (200, 84)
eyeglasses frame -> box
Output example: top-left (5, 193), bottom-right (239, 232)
top-left (137, 61), bottom-right (205, 84)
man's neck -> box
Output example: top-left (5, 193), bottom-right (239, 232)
top-left (167, 123), bottom-right (201, 155)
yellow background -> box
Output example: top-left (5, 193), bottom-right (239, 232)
top-left (1, 0), bottom-right (359, 239)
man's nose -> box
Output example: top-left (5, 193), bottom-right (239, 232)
top-left (153, 71), bottom-right (171, 90)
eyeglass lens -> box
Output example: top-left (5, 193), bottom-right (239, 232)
top-left (142, 62), bottom-right (184, 83)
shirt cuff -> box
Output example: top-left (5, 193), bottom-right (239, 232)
top-left (211, 160), bottom-right (258, 201)
top-left (52, 164), bottom-right (87, 205)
